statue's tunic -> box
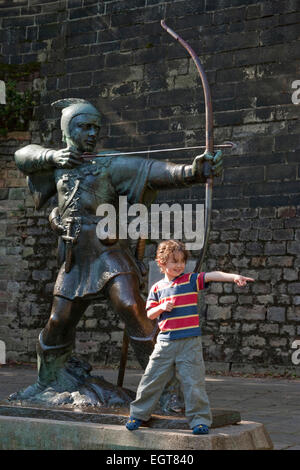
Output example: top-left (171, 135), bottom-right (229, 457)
top-left (52, 155), bottom-right (154, 299)
top-left (15, 146), bottom-right (190, 301)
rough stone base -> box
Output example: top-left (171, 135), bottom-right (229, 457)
top-left (0, 403), bottom-right (241, 429)
top-left (0, 414), bottom-right (273, 450)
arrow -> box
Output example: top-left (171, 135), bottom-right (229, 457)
top-left (81, 142), bottom-right (235, 160)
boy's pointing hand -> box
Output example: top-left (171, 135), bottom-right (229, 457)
top-left (234, 275), bottom-right (255, 287)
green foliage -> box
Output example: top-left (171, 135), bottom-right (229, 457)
top-left (0, 80), bottom-right (39, 136)
top-left (0, 61), bottom-right (41, 136)
top-left (0, 62), bottom-right (40, 81)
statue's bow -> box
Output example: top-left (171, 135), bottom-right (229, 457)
top-left (117, 20), bottom-right (220, 386)
top-left (161, 20), bottom-right (215, 273)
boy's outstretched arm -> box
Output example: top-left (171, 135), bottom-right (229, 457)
top-left (205, 271), bottom-right (255, 286)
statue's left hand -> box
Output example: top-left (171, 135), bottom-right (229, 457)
top-left (192, 150), bottom-right (223, 179)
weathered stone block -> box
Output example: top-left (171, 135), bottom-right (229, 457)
top-left (32, 270), bottom-right (52, 281)
top-left (243, 335), bottom-right (266, 348)
top-left (267, 307), bottom-right (286, 322)
top-left (259, 324), bottom-right (279, 334)
top-left (269, 337), bottom-right (287, 347)
top-left (219, 295), bottom-right (237, 305)
top-left (233, 305), bottom-right (266, 321)
top-left (288, 283), bottom-right (300, 294)
top-left (207, 306), bottom-right (231, 321)
top-left (287, 306), bottom-right (300, 322)
top-left (242, 323), bottom-right (257, 333)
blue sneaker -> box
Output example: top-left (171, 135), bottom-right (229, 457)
top-left (126, 417), bottom-right (143, 431)
top-left (192, 424), bottom-right (209, 435)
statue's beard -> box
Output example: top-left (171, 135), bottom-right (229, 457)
top-left (84, 140), bottom-right (96, 151)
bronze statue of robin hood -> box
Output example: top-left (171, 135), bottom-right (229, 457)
top-left (10, 98), bottom-right (222, 406)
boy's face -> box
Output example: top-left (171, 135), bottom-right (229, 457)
top-left (160, 250), bottom-right (186, 280)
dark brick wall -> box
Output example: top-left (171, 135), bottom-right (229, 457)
top-left (0, 0), bottom-right (300, 373)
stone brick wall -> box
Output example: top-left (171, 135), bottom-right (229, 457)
top-left (0, 0), bottom-right (300, 373)
top-left (200, 206), bottom-right (300, 373)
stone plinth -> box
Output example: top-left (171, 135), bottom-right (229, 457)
top-left (0, 404), bottom-right (273, 450)
top-left (0, 415), bottom-right (273, 450)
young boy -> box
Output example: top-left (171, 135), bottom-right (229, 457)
top-left (126, 240), bottom-right (254, 435)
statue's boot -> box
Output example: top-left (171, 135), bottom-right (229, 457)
top-left (8, 331), bottom-right (74, 401)
top-left (159, 375), bottom-right (185, 414)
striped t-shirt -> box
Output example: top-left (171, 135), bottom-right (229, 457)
top-left (146, 272), bottom-right (207, 341)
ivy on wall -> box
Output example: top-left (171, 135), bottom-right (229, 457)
top-left (0, 62), bottom-right (40, 137)
top-left (0, 80), bottom-right (39, 136)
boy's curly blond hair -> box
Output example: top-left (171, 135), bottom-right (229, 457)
top-left (155, 240), bottom-right (189, 272)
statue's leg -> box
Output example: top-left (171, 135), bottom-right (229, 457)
top-left (42, 295), bottom-right (89, 346)
top-left (106, 273), bottom-right (157, 369)
top-left (9, 296), bottom-right (89, 401)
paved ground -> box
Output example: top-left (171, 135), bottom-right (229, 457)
top-left (0, 364), bottom-right (299, 450)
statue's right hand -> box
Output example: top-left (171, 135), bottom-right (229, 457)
top-left (49, 147), bottom-right (82, 168)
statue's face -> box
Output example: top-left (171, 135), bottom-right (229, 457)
top-left (68, 113), bottom-right (101, 152)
